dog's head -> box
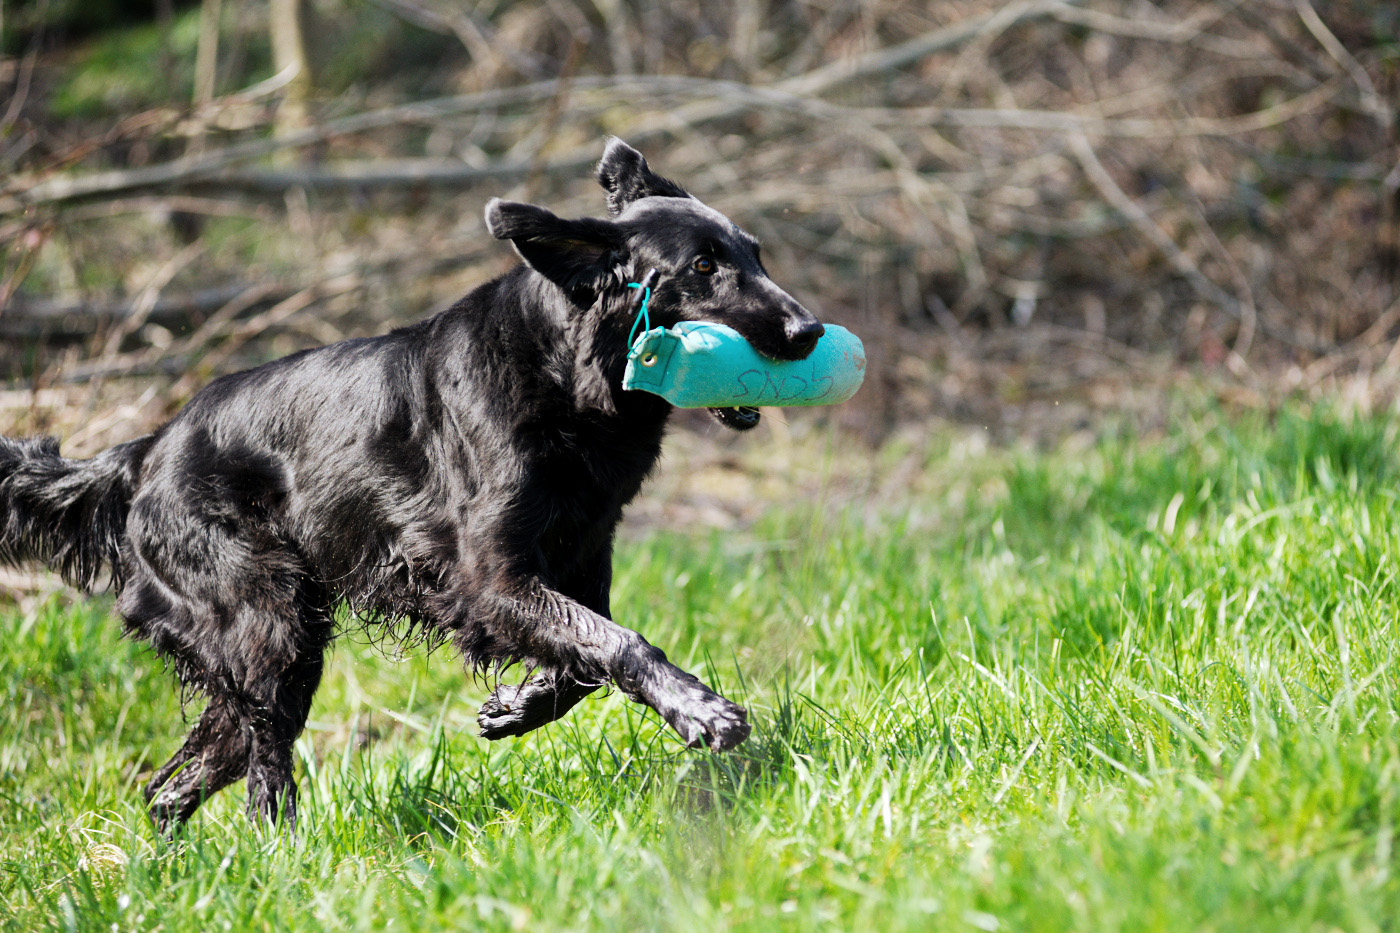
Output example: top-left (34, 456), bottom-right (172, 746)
top-left (484, 139), bottom-right (825, 430)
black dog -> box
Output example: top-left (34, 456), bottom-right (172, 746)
top-left (0, 140), bottom-right (825, 832)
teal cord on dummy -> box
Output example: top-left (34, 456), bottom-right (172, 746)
top-left (622, 274), bottom-right (866, 409)
top-left (626, 280), bottom-right (652, 347)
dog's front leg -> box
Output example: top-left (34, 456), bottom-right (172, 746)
top-left (481, 580), bottom-right (751, 752)
top-left (479, 557), bottom-right (610, 739)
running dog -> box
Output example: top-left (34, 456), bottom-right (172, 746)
top-left (0, 140), bottom-right (825, 832)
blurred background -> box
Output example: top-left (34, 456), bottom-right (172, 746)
top-left (0, 0), bottom-right (1397, 453)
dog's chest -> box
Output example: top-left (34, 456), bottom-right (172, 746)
top-left (524, 415), bottom-right (664, 537)
top-left (538, 415), bottom-right (661, 496)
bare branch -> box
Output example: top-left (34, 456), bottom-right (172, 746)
top-left (1067, 130), bottom-right (1241, 315)
top-left (1293, 0), bottom-right (1391, 130)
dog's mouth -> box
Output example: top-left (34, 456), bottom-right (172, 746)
top-left (743, 332), bottom-right (823, 364)
top-left (709, 406), bottom-right (761, 431)
top-left (703, 321), bottom-right (826, 431)
top-left (747, 318), bottom-right (826, 363)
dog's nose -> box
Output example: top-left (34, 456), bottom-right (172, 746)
top-left (787, 319), bottom-right (826, 358)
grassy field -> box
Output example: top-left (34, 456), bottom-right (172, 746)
top-left (3, 405), bottom-right (1400, 931)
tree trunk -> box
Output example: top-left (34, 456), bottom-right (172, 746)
top-left (269, 0), bottom-right (312, 136)
top-left (193, 0), bottom-right (223, 111)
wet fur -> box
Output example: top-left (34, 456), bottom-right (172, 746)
top-left (0, 140), bottom-right (825, 832)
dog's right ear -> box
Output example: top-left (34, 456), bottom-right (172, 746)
top-left (485, 198), bottom-right (627, 304)
top-left (596, 138), bottom-right (691, 216)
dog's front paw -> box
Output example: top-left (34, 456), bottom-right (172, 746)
top-left (668, 692), bottom-right (751, 752)
top-left (478, 682), bottom-right (539, 740)
top-left (479, 674), bottom-right (598, 740)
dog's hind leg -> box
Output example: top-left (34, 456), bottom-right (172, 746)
top-left (243, 640), bottom-right (327, 829)
top-left (119, 489), bottom-right (333, 830)
top-left (135, 611), bottom-right (329, 832)
top-left (144, 695), bottom-right (250, 833)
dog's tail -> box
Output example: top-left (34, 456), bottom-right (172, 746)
top-left (0, 434), bottom-right (155, 590)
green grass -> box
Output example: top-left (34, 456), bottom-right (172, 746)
top-left (5, 404), bottom-right (1400, 930)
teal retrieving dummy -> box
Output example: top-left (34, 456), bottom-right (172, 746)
top-left (622, 321), bottom-right (866, 408)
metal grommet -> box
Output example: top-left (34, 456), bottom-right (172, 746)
top-left (641, 353), bottom-right (658, 367)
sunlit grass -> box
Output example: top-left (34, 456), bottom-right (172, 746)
top-left (3, 405), bottom-right (1400, 930)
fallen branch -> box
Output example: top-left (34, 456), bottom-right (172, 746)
top-left (0, 283), bottom-right (295, 338)
top-left (52, 274), bottom-right (362, 386)
top-left (7, 85), bottom-right (1345, 208)
top-left (0, 2), bottom-right (1090, 212)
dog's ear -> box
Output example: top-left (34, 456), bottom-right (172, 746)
top-left (596, 138), bottom-right (691, 215)
top-left (485, 199), bottom-right (627, 304)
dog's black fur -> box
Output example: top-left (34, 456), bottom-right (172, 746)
top-left (0, 140), bottom-right (825, 832)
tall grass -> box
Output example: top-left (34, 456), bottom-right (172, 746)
top-left (3, 405), bottom-right (1400, 931)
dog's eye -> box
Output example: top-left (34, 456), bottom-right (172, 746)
top-left (692, 256), bottom-right (717, 276)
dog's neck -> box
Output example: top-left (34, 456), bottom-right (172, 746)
top-left (564, 286), bottom-right (670, 424)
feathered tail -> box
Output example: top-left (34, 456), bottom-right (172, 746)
top-left (0, 434), bottom-right (154, 590)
